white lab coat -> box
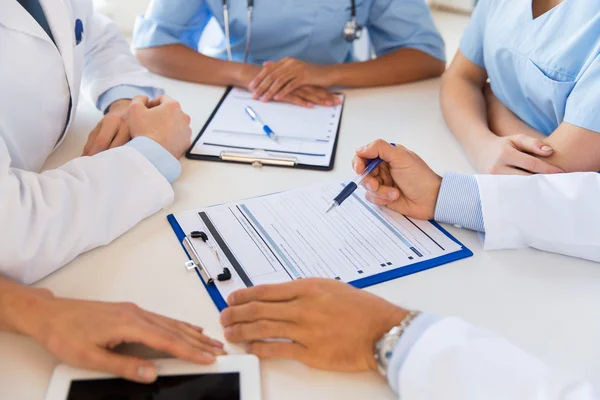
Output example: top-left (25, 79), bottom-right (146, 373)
top-left (398, 317), bottom-right (598, 399)
top-left (0, 0), bottom-right (173, 284)
top-left (396, 172), bottom-right (600, 399)
top-left (476, 173), bottom-right (600, 262)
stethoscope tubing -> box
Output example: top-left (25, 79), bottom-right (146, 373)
top-left (222, 0), bottom-right (359, 63)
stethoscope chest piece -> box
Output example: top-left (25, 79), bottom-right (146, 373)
top-left (343, 17), bottom-right (363, 42)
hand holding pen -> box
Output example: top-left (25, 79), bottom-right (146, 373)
top-left (325, 142), bottom-right (396, 213)
top-left (327, 140), bottom-right (443, 221)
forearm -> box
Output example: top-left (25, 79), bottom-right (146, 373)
top-left (0, 276), bottom-right (48, 335)
top-left (398, 317), bottom-right (598, 400)
top-left (323, 48), bottom-right (445, 88)
top-left (489, 106), bottom-right (546, 140)
top-left (540, 124), bottom-right (600, 172)
top-left (135, 45), bottom-right (259, 88)
top-left (440, 72), bottom-right (493, 158)
top-left (485, 86), bottom-right (546, 140)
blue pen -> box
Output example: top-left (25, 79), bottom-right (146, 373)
top-left (245, 106), bottom-right (277, 142)
top-left (325, 143), bottom-right (396, 214)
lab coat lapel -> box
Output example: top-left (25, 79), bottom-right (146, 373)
top-left (40, 0), bottom-right (75, 93)
top-left (0, 0), bottom-right (54, 43)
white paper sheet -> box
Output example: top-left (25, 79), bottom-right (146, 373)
top-left (189, 88), bottom-right (343, 167)
top-left (173, 183), bottom-right (464, 303)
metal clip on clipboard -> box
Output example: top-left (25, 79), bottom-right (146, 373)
top-left (182, 231), bottom-right (233, 285)
top-left (220, 149), bottom-right (297, 168)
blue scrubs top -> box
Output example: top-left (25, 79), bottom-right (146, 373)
top-left (461, 0), bottom-right (600, 136)
top-left (132, 0), bottom-right (445, 66)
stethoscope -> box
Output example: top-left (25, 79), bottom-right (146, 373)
top-left (222, 0), bottom-right (363, 63)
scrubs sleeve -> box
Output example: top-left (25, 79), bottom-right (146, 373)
top-left (132, 0), bottom-right (212, 50)
top-left (367, 0), bottom-right (446, 62)
top-left (458, 0), bottom-right (491, 68)
top-left (564, 55), bottom-right (600, 133)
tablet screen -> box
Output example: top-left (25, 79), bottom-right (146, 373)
top-left (66, 372), bottom-right (240, 400)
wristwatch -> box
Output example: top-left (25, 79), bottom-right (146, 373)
top-left (374, 310), bottom-right (421, 377)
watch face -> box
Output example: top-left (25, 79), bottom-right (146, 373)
top-left (376, 325), bottom-right (405, 375)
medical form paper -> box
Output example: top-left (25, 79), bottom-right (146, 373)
top-left (169, 183), bottom-right (472, 307)
top-left (188, 88), bottom-right (343, 167)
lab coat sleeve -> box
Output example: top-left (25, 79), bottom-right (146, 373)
top-left (476, 173), bottom-right (600, 262)
top-left (398, 317), bottom-right (599, 400)
top-left (82, 10), bottom-right (163, 107)
top-left (0, 138), bottom-right (174, 285)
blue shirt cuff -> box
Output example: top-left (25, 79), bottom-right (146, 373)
top-left (126, 137), bottom-right (181, 183)
top-left (387, 313), bottom-right (441, 393)
top-left (97, 85), bottom-right (160, 113)
top-left (434, 172), bottom-right (485, 232)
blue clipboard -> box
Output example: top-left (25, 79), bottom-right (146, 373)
top-left (168, 214), bottom-right (228, 311)
top-left (167, 214), bottom-right (473, 312)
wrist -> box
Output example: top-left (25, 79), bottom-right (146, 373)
top-left (233, 63), bottom-right (260, 88)
top-left (0, 284), bottom-right (54, 336)
top-left (367, 305), bottom-right (409, 371)
top-left (373, 310), bottom-right (422, 376)
top-left (319, 64), bottom-right (342, 88)
top-left (107, 99), bottom-right (132, 115)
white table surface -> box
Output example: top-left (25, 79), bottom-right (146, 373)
top-left (2, 78), bottom-right (600, 400)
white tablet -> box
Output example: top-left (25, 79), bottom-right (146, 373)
top-left (45, 355), bottom-right (261, 400)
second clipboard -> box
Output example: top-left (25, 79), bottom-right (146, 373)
top-left (186, 86), bottom-right (345, 171)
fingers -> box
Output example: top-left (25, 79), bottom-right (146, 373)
top-left (246, 341), bottom-right (306, 362)
top-left (361, 175), bottom-right (381, 192)
top-left (248, 63), bottom-right (275, 91)
top-left (83, 122), bottom-right (101, 156)
top-left (292, 87), bottom-right (336, 107)
top-left (355, 139), bottom-right (404, 165)
top-left (227, 281), bottom-right (304, 305)
top-left (220, 302), bottom-right (298, 327)
top-left (80, 349), bottom-right (159, 383)
top-left (280, 94), bottom-right (314, 108)
top-left (507, 148), bottom-right (564, 174)
top-left (146, 95), bottom-right (179, 109)
top-left (86, 114), bottom-right (123, 156)
top-left (142, 311), bottom-right (225, 356)
top-left (274, 78), bottom-right (303, 101)
top-left (119, 315), bottom-right (218, 365)
top-left (365, 191), bottom-right (397, 207)
top-left (510, 134), bottom-right (556, 157)
top-left (378, 162), bottom-right (395, 187)
top-left (261, 73), bottom-right (296, 102)
top-left (108, 122), bottom-right (131, 149)
top-left (223, 320), bottom-right (298, 343)
top-left (251, 68), bottom-right (279, 100)
top-left (130, 95), bottom-right (150, 109)
top-left (364, 183), bottom-right (400, 202)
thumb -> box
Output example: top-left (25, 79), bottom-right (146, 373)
top-left (86, 349), bottom-right (158, 383)
top-left (129, 96), bottom-right (150, 114)
top-left (511, 135), bottom-right (554, 157)
top-left (355, 139), bottom-right (403, 163)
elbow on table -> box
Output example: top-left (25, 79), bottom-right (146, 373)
top-left (134, 47), bottom-right (169, 75)
top-left (406, 53), bottom-right (446, 83)
top-left (428, 57), bottom-right (446, 79)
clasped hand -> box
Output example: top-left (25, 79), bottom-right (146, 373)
top-left (247, 57), bottom-right (341, 108)
top-left (83, 96), bottom-right (192, 159)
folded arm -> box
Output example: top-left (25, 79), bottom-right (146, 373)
top-left (486, 89), bottom-right (600, 172)
top-left (0, 138), bottom-right (174, 284)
